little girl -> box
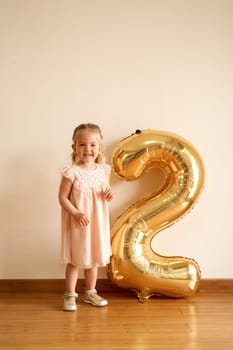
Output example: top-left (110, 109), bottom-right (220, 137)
top-left (58, 123), bottom-right (113, 311)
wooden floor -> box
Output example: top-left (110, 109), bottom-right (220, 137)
top-left (0, 290), bottom-right (233, 350)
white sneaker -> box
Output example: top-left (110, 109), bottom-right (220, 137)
top-left (63, 292), bottom-right (78, 311)
top-left (84, 289), bottom-right (108, 307)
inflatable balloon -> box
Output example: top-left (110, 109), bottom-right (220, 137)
top-left (108, 129), bottom-right (205, 301)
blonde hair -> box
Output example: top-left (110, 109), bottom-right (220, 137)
top-left (71, 123), bottom-right (105, 164)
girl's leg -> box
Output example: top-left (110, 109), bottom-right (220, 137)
top-left (65, 263), bottom-right (79, 300)
top-left (84, 267), bottom-right (108, 306)
top-left (84, 266), bottom-right (98, 290)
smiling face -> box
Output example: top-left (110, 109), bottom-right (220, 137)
top-left (72, 130), bottom-right (101, 166)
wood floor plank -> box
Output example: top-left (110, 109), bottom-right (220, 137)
top-left (0, 291), bottom-right (233, 350)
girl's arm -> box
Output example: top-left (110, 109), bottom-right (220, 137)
top-left (58, 177), bottom-right (89, 226)
top-left (103, 187), bottom-right (113, 201)
top-left (102, 164), bottom-right (113, 201)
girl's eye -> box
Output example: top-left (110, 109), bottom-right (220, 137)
top-left (91, 144), bottom-right (97, 147)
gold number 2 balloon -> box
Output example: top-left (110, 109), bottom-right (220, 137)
top-left (108, 129), bottom-right (205, 301)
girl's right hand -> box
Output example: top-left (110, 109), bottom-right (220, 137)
top-left (73, 212), bottom-right (89, 226)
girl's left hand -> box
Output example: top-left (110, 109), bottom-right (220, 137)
top-left (103, 188), bottom-right (113, 201)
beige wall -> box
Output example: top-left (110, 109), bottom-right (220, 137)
top-left (0, 0), bottom-right (232, 279)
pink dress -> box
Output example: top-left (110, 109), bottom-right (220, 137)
top-left (61, 163), bottom-right (112, 268)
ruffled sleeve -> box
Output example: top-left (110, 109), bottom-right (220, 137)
top-left (61, 166), bottom-right (75, 182)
